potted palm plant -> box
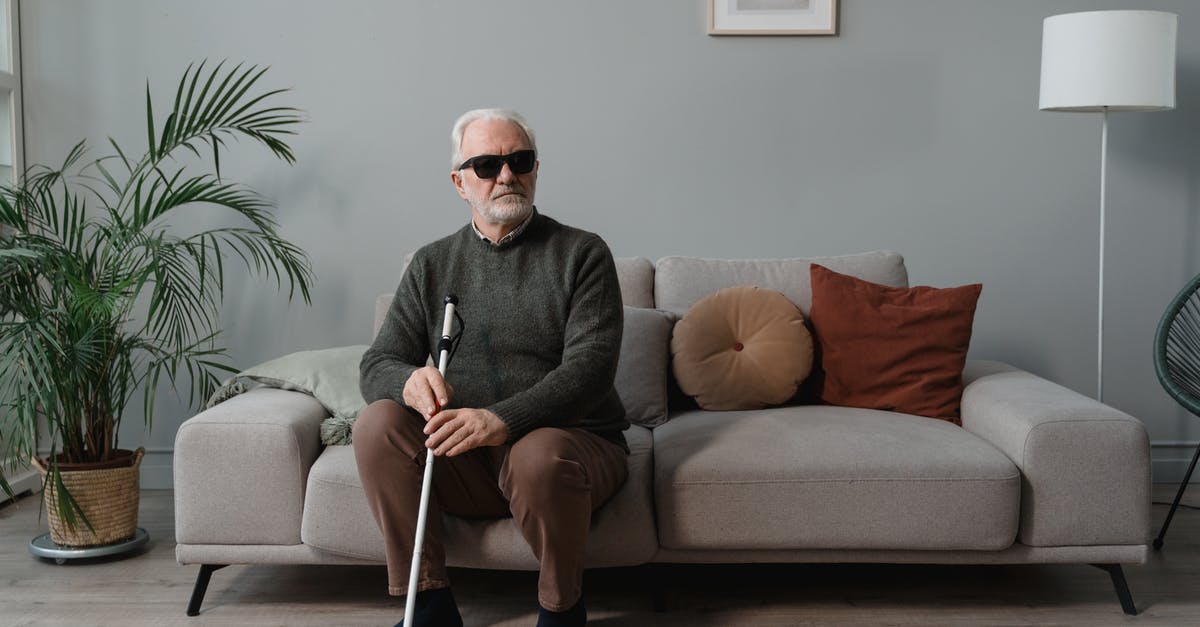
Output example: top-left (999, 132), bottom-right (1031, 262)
top-left (0, 61), bottom-right (313, 548)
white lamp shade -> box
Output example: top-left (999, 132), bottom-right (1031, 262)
top-left (1039, 10), bottom-right (1177, 112)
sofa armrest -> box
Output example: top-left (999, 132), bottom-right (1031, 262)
top-left (174, 388), bottom-right (328, 546)
top-left (960, 360), bottom-right (1150, 548)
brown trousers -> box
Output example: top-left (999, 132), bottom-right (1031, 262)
top-left (351, 399), bottom-right (628, 611)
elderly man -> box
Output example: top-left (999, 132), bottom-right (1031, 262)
top-left (355, 109), bottom-right (629, 627)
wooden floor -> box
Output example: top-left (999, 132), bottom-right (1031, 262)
top-left (1, 487), bottom-right (1198, 626)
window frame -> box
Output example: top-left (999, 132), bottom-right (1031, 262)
top-left (0, 0), bottom-right (31, 503)
top-left (0, 0), bottom-right (23, 184)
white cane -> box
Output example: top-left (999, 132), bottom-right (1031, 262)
top-left (404, 294), bottom-right (458, 626)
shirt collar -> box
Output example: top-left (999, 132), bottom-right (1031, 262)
top-left (471, 208), bottom-right (536, 246)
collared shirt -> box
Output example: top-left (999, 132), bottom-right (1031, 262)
top-left (471, 208), bottom-right (535, 247)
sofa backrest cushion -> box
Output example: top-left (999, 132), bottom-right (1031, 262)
top-left (372, 256), bottom-right (655, 339)
top-left (615, 257), bottom-right (655, 308)
top-left (653, 250), bottom-right (909, 317)
top-left (374, 294), bottom-right (392, 341)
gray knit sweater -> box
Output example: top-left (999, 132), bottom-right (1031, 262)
top-left (360, 210), bottom-right (628, 450)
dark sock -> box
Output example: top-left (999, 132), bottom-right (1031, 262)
top-left (394, 586), bottom-right (463, 627)
top-left (536, 597), bottom-right (587, 627)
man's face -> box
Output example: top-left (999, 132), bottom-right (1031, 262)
top-left (451, 119), bottom-right (538, 227)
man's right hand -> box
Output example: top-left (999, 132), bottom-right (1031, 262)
top-left (403, 365), bottom-right (454, 420)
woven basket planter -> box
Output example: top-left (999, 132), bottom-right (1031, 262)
top-left (32, 447), bottom-right (144, 547)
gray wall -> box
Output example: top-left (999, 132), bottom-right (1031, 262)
top-left (19, 1), bottom-right (1200, 487)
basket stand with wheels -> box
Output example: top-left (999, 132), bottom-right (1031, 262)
top-left (28, 447), bottom-right (148, 558)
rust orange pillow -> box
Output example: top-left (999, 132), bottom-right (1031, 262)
top-left (670, 286), bottom-right (813, 410)
top-left (809, 264), bottom-right (982, 424)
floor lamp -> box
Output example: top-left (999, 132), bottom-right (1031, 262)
top-left (1038, 10), bottom-right (1177, 402)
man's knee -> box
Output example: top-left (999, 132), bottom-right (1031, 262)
top-left (352, 399), bottom-right (422, 457)
top-left (502, 429), bottom-right (585, 499)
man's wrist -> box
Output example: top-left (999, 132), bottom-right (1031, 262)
top-left (484, 408), bottom-right (511, 443)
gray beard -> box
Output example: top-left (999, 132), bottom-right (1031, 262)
top-left (474, 195), bottom-right (533, 225)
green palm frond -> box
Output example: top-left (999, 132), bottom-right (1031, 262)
top-left (150, 61), bottom-right (302, 167)
top-left (0, 62), bottom-right (312, 526)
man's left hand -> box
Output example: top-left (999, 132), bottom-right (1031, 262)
top-left (423, 407), bottom-right (509, 456)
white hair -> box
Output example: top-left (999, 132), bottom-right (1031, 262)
top-left (450, 108), bottom-right (538, 170)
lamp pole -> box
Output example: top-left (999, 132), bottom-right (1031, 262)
top-left (1098, 107), bottom-right (1107, 401)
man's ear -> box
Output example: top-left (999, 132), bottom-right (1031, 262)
top-left (450, 170), bottom-right (469, 200)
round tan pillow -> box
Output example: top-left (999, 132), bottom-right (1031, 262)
top-left (671, 286), bottom-right (813, 411)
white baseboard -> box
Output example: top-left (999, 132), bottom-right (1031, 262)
top-left (1151, 441), bottom-right (1199, 484)
top-left (2, 463), bottom-right (42, 502)
top-left (139, 448), bottom-right (174, 489)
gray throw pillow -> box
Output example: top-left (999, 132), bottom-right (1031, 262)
top-left (615, 306), bottom-right (676, 428)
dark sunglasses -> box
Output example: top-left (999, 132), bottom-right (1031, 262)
top-left (457, 150), bottom-right (536, 179)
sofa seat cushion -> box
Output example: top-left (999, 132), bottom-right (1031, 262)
top-left (301, 424), bottom-right (658, 569)
top-left (653, 407), bottom-right (1020, 551)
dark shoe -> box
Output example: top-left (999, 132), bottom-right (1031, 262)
top-left (536, 597), bottom-right (586, 627)
top-left (394, 586), bottom-right (463, 627)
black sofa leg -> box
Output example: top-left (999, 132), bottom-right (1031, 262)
top-left (1092, 564), bottom-right (1137, 616)
top-left (187, 564), bottom-right (227, 616)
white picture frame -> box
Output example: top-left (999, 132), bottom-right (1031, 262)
top-left (708, 0), bottom-right (838, 36)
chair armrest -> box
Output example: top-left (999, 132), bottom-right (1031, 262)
top-left (174, 388), bottom-right (328, 546)
top-left (961, 360), bottom-right (1150, 548)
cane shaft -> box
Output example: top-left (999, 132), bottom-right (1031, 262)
top-left (404, 300), bottom-right (457, 625)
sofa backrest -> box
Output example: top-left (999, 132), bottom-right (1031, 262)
top-left (654, 250), bottom-right (909, 317)
top-left (367, 251), bottom-right (907, 426)
top-left (372, 256), bottom-right (657, 339)
top-left (372, 251), bottom-right (907, 337)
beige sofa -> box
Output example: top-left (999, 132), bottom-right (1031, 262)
top-left (174, 251), bottom-right (1151, 616)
